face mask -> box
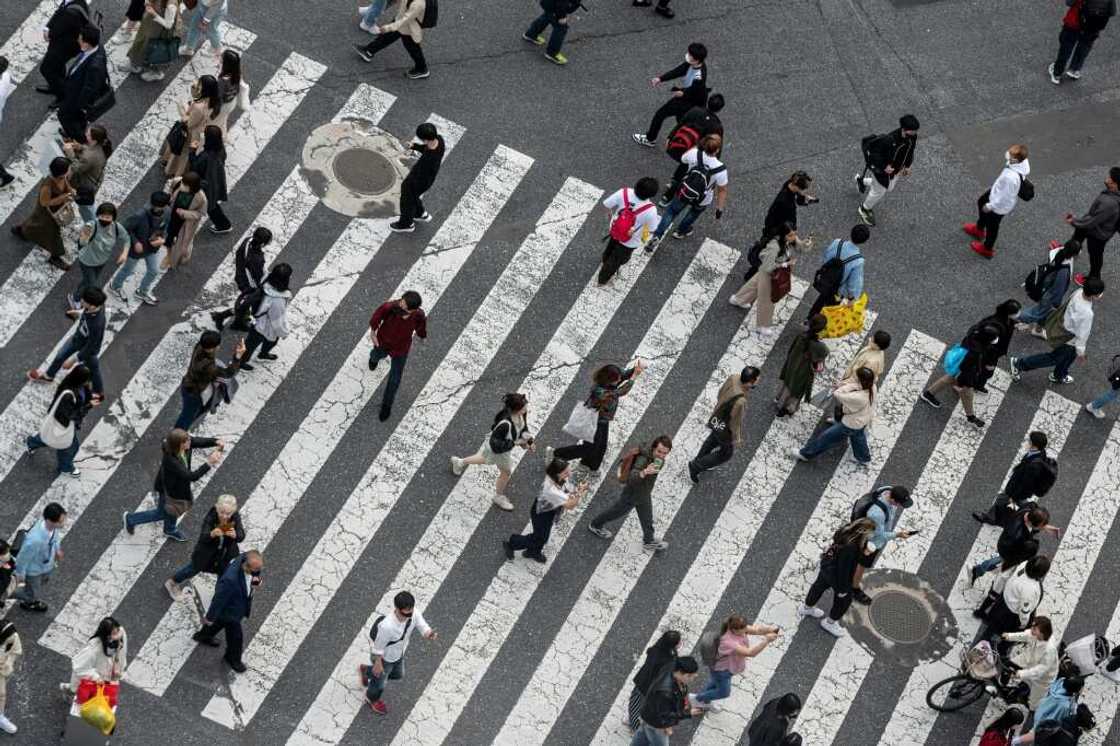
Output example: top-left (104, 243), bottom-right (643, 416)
top-left (151, 208), bottom-right (165, 217)
top-left (106, 639), bottom-right (121, 651)
top-left (684, 54), bottom-right (694, 65)
top-left (1004, 150), bottom-right (1012, 163)
top-left (98, 218), bottom-right (113, 226)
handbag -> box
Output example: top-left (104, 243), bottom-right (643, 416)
top-left (942, 343), bottom-right (967, 377)
top-left (85, 66), bottom-right (116, 121)
top-left (50, 201), bottom-right (77, 227)
top-left (165, 120), bottom-right (188, 157)
top-left (76, 679), bottom-right (119, 708)
top-left (144, 10), bottom-right (181, 67)
top-left (488, 418), bottom-right (515, 455)
top-left (562, 401), bottom-right (599, 442)
top-left (154, 461), bottom-right (191, 517)
top-left (819, 293), bottom-right (869, 339)
top-left (769, 266), bottom-right (791, 303)
top-left (39, 390), bottom-right (76, 449)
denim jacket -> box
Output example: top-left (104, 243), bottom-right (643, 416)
top-left (14, 520), bottom-right (60, 578)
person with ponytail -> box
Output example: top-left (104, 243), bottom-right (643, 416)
top-left (64, 124), bottom-right (112, 223)
top-left (798, 518), bottom-right (876, 637)
top-left (163, 74), bottom-right (222, 179)
top-left (794, 366), bottom-right (876, 465)
top-left (690, 614), bottom-right (778, 711)
top-left (25, 365), bottom-right (97, 476)
top-left (921, 321), bottom-right (1001, 428)
top-left (450, 392), bottom-right (534, 511)
top-left (211, 226), bottom-right (273, 330)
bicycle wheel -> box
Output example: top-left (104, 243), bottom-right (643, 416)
top-left (926, 673), bottom-right (987, 712)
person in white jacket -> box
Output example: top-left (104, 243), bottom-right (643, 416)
top-left (794, 367), bottom-right (876, 465)
top-left (0, 55), bottom-right (17, 187)
top-left (1011, 277), bottom-right (1104, 385)
top-left (63, 617), bottom-right (127, 694)
top-left (0, 620), bottom-right (22, 734)
top-left (964, 144), bottom-right (1031, 258)
top-left (238, 263), bottom-right (291, 371)
top-left (1002, 616), bottom-right (1060, 707)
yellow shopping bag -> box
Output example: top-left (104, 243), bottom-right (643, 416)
top-left (79, 684), bottom-right (116, 736)
top-left (819, 293), bottom-right (868, 339)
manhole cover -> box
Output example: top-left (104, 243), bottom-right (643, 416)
top-left (868, 590), bottom-right (933, 644)
top-left (332, 148), bottom-right (396, 195)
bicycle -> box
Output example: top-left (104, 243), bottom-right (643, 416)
top-left (926, 640), bottom-right (1027, 712)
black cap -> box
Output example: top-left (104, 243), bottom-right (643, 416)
top-left (888, 486), bottom-right (913, 508)
top-left (899, 114), bottom-right (920, 131)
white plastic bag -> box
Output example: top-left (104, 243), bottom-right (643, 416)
top-left (562, 402), bottom-right (598, 442)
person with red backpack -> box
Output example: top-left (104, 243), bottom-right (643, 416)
top-left (645, 135), bottom-right (727, 252)
top-left (598, 178), bottom-right (661, 286)
top-left (1049, 0), bottom-right (1116, 84)
top-left (586, 435), bottom-right (672, 553)
top-left (980, 707), bottom-right (1027, 746)
top-left (661, 94), bottom-right (724, 206)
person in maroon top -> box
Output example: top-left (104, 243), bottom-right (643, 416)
top-left (368, 291), bottom-right (426, 421)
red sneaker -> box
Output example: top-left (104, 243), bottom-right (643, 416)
top-left (1049, 239), bottom-right (1062, 250)
top-left (1074, 273), bottom-right (1086, 286)
top-left (962, 223), bottom-right (986, 240)
top-left (367, 698), bottom-right (388, 716)
top-left (970, 241), bottom-right (994, 259)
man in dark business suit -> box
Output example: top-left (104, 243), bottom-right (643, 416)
top-left (38, 0), bottom-right (91, 100)
top-left (56, 24), bottom-right (108, 141)
top-left (192, 550), bottom-right (263, 673)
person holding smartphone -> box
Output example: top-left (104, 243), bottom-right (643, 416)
top-left (587, 434), bottom-right (673, 553)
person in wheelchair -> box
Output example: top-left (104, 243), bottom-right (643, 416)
top-left (997, 617), bottom-right (1060, 708)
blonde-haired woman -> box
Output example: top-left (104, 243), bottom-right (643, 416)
top-left (798, 518), bottom-right (876, 637)
top-left (165, 493), bottom-right (244, 601)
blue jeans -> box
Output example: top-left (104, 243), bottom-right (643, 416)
top-left (361, 0), bottom-right (386, 25)
top-left (172, 562), bottom-right (198, 584)
top-left (364, 657), bottom-right (403, 702)
top-left (185, 3), bottom-right (225, 51)
top-left (1016, 344), bottom-right (1077, 381)
top-left (695, 669), bottom-right (732, 703)
top-left (369, 347), bottom-right (407, 411)
top-left (175, 387), bottom-right (205, 431)
top-left (1091, 388), bottom-right (1119, 410)
top-left (26, 431), bottom-right (79, 474)
top-left (652, 196), bottom-right (705, 239)
top-left (11, 573), bottom-right (48, 603)
top-left (77, 203), bottom-right (95, 223)
top-left (799, 421), bottom-right (871, 464)
top-left (630, 722), bottom-right (670, 746)
top-left (1018, 301), bottom-right (1055, 326)
top-left (126, 500), bottom-right (178, 534)
top-left (525, 12), bottom-right (569, 56)
top-left (45, 338), bottom-right (103, 396)
top-left (111, 253), bottom-right (160, 296)
top-left (973, 555), bottom-right (1002, 577)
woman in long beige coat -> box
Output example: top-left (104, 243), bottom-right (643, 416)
top-left (162, 171), bottom-right (208, 268)
top-left (353, 0), bottom-right (429, 78)
top-left (162, 75), bottom-right (222, 178)
top-left (729, 223), bottom-right (809, 335)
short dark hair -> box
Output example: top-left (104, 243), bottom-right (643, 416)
top-left (740, 365), bottom-right (761, 384)
top-left (82, 287), bottom-right (106, 307)
top-left (394, 590), bottom-right (416, 611)
top-left (1082, 276), bottom-right (1105, 297)
top-left (807, 314), bottom-right (827, 334)
top-left (0, 539), bottom-right (8, 556)
top-left (674, 655), bottom-right (699, 674)
top-left (790, 171), bottom-right (812, 189)
top-left (415, 123), bottom-right (437, 141)
top-left (150, 190), bottom-right (171, 208)
top-left (777, 692), bottom-right (802, 716)
top-left (182, 172), bottom-right (202, 192)
top-left (1029, 430), bottom-right (1048, 450)
top-left (199, 330), bottom-right (222, 350)
top-left (44, 502), bottom-right (67, 523)
top-left (850, 225), bottom-right (871, 244)
top-left (79, 24), bottom-right (101, 47)
top-left (707, 93), bottom-right (725, 113)
top-left (95, 202), bottom-right (117, 219)
top-left (889, 486), bottom-right (911, 505)
top-left (1109, 166), bottom-right (1120, 184)
top-left (634, 177), bottom-right (659, 201)
top-left (49, 157), bottom-right (70, 178)
top-left (1032, 615), bottom-right (1053, 640)
top-left (252, 226), bottom-right (274, 247)
top-left (686, 43), bottom-right (707, 62)
top-left (650, 434), bottom-right (673, 452)
top-left (872, 330), bottom-right (891, 350)
top-left (401, 290), bottom-right (422, 310)
top-left (1025, 554), bottom-right (1051, 581)
top-left (0, 55), bottom-right (8, 77)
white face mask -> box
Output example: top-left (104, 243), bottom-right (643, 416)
top-left (1005, 150), bottom-right (1013, 164)
top-left (685, 54), bottom-right (694, 66)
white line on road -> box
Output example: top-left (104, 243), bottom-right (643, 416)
top-left (0, 0), bottom-right (62, 85)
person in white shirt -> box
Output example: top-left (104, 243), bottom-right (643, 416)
top-left (63, 616), bottom-right (127, 694)
top-left (646, 135), bottom-right (727, 252)
top-left (1010, 276), bottom-right (1104, 385)
top-left (598, 178), bottom-right (660, 286)
top-left (964, 144), bottom-right (1031, 258)
top-left (358, 590), bottom-right (437, 716)
top-left (0, 55), bottom-right (16, 187)
top-left (1002, 616), bottom-right (1060, 707)
top-left (504, 457), bottom-right (587, 563)
top-left (986, 555), bottom-right (1050, 637)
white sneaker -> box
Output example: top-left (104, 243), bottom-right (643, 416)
top-left (544, 446), bottom-right (554, 462)
top-left (122, 62), bottom-right (144, 74)
top-left (0, 714), bottom-right (16, 734)
top-left (820, 617), bottom-right (846, 637)
top-left (642, 538), bottom-right (669, 553)
top-left (1086, 402), bottom-right (1106, 419)
top-left (790, 450), bottom-right (808, 463)
top-left (164, 579), bottom-right (184, 602)
top-left (140, 69), bottom-right (165, 82)
top-left (138, 291), bottom-right (159, 306)
top-left (450, 456), bottom-right (465, 476)
top-left (797, 604), bottom-right (824, 619)
top-left (492, 494), bottom-right (514, 511)
top-left (1065, 69), bottom-right (1081, 80)
top-left (178, 44), bottom-right (194, 57)
top-left (755, 325), bottom-right (778, 338)
top-left (728, 296), bottom-right (752, 310)
top-left (1029, 326), bottom-right (1047, 340)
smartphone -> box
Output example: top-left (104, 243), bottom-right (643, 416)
top-left (652, 457), bottom-right (664, 471)
top-left (908, 529), bottom-right (921, 535)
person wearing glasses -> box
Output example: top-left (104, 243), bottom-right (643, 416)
top-left (358, 590), bottom-right (437, 716)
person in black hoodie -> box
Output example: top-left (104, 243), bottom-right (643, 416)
top-left (522, 0), bottom-right (583, 66)
top-left (747, 693), bottom-right (802, 745)
top-left (797, 518), bottom-right (875, 638)
top-left (390, 122), bottom-right (446, 233)
top-left (627, 630), bottom-right (680, 731)
top-left (973, 431), bottom-right (1059, 526)
top-left (634, 656), bottom-right (701, 745)
top-left (855, 115), bottom-right (919, 227)
top-left (37, 0), bottom-right (91, 101)
top-left (28, 287), bottom-right (106, 400)
top-left (974, 299), bottom-right (1022, 393)
top-left (190, 125), bottom-right (231, 234)
top-left (632, 43), bottom-right (709, 148)
top-left (920, 322), bottom-right (1002, 428)
top-left (123, 428), bottom-right (224, 542)
top-left (25, 365), bottom-right (97, 476)
top-left (211, 226), bottom-right (273, 331)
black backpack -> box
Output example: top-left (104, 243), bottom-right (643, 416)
top-left (860, 132), bottom-right (886, 165)
top-left (1024, 260), bottom-right (1063, 302)
top-left (415, 0), bottom-right (438, 28)
top-left (850, 487), bottom-right (891, 522)
top-left (1018, 174), bottom-right (1035, 202)
top-left (812, 239), bottom-right (861, 295)
top-left (677, 152), bottom-right (725, 206)
top-left (233, 286), bottom-right (266, 321)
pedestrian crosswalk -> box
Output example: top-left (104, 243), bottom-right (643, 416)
top-left (3, 7), bottom-right (1120, 746)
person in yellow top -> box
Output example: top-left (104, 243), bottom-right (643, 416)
top-left (353, 0), bottom-right (431, 79)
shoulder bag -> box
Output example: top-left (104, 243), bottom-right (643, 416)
top-left (155, 461), bottom-right (192, 518)
top-left (144, 3), bottom-right (182, 67)
top-left (39, 390), bottom-right (76, 450)
top-left (489, 418), bottom-right (515, 454)
top-left (770, 265), bottom-right (792, 303)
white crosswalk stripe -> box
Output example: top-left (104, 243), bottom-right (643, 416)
top-left (879, 391), bottom-right (1080, 746)
top-left (0, 0), bottom-right (63, 84)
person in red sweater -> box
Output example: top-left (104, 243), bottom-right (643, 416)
top-left (1049, 0), bottom-right (1116, 84)
top-left (368, 291), bottom-right (426, 421)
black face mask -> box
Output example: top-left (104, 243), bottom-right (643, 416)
top-left (151, 208), bottom-right (165, 218)
top-left (98, 218), bottom-right (113, 226)
top-left (106, 639), bottom-right (121, 651)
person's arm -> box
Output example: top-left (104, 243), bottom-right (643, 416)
top-left (176, 191), bottom-right (207, 222)
top-left (866, 505), bottom-right (895, 549)
top-left (415, 312), bottom-right (428, 341)
top-left (151, 1), bottom-right (177, 29)
top-left (383, 0), bottom-right (424, 32)
top-left (714, 183), bottom-right (728, 212)
top-left (40, 182), bottom-right (70, 208)
top-left (77, 56), bottom-right (105, 110)
top-left (369, 303), bottom-right (390, 342)
top-left (1016, 646), bottom-right (1058, 683)
top-left (1065, 300), bottom-right (1091, 357)
top-left (75, 318), bottom-right (101, 363)
top-left (414, 610), bottom-right (436, 640)
top-left (655, 62), bottom-right (689, 84)
top-left (13, 532), bottom-right (44, 578)
top-left (204, 576), bottom-right (233, 623)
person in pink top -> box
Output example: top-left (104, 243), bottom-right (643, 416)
top-left (690, 614), bottom-right (779, 710)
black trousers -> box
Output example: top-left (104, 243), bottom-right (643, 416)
top-left (508, 502), bottom-right (557, 556)
top-left (645, 98), bottom-right (692, 141)
top-left (1072, 227), bottom-right (1108, 279)
top-left (591, 488), bottom-right (656, 543)
top-left (690, 430), bottom-right (734, 473)
top-left (398, 180), bottom-right (428, 227)
top-left (198, 619), bottom-right (245, 664)
top-left (209, 203), bottom-right (232, 232)
top-left (361, 31), bottom-right (427, 71)
top-left (976, 191), bottom-right (1004, 250)
top-left (240, 327), bottom-right (277, 364)
top-left (554, 418), bottom-right (609, 470)
top-left (599, 238), bottom-right (634, 285)
top-left (39, 46), bottom-right (70, 99)
top-left (805, 572), bottom-right (852, 621)
top-left (58, 106), bottom-right (88, 142)
top-left (127, 0), bottom-right (146, 21)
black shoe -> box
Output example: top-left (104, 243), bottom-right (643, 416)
top-left (969, 566), bottom-right (984, 587)
top-left (973, 384), bottom-right (989, 394)
top-left (966, 415), bottom-right (986, 428)
top-left (920, 390), bottom-right (941, 409)
top-left (406, 67), bottom-right (430, 80)
top-left (852, 588), bottom-right (873, 605)
top-left (524, 551), bottom-right (547, 564)
top-left (353, 44), bottom-right (374, 63)
top-left (34, 85), bottom-right (55, 95)
top-left (368, 356), bottom-right (377, 371)
top-left (502, 540), bottom-right (514, 560)
top-left (123, 511), bottom-right (134, 536)
top-left (687, 462), bottom-right (700, 484)
top-left (192, 632), bottom-right (220, 647)
top-left (224, 657), bottom-right (248, 673)
top-left (19, 600), bottom-right (48, 613)
top-left (388, 220), bottom-right (416, 233)
top-left (0, 172), bottom-right (13, 188)
top-left (972, 511), bottom-right (997, 526)
top-left (10, 226), bottom-right (24, 240)
top-left (239, 361), bottom-right (255, 371)
top-left (378, 404), bottom-right (391, 422)
top-left (654, 3), bottom-right (675, 17)
top-left (972, 608), bottom-right (987, 620)
top-left (47, 99), bottom-right (61, 111)
top-left (210, 311), bottom-right (226, 330)
top-left (257, 352), bottom-right (278, 361)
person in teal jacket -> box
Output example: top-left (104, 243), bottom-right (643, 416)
top-left (12, 503), bottom-right (67, 612)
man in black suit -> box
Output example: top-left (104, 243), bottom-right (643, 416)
top-left (192, 550), bottom-right (263, 673)
top-left (56, 24), bottom-right (108, 141)
top-left (38, 0), bottom-right (91, 100)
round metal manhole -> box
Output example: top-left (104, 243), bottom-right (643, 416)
top-left (868, 590), bottom-right (934, 644)
top-left (332, 147), bottom-right (397, 195)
